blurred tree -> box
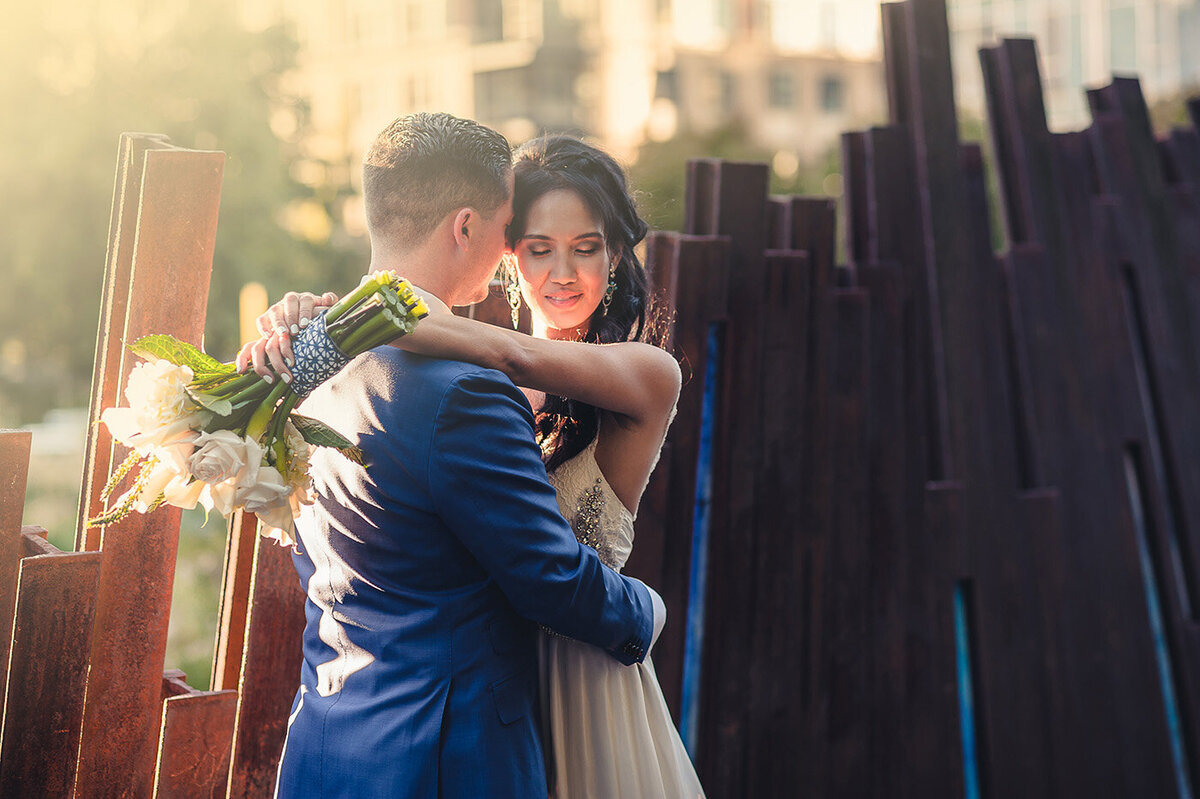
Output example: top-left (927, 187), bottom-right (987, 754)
top-left (628, 123), bottom-right (842, 235)
top-left (0, 1), bottom-right (363, 425)
top-left (1148, 85), bottom-right (1200, 134)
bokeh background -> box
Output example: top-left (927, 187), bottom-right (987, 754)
top-left (4, 0), bottom-right (1199, 689)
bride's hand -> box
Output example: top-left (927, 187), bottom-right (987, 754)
top-left (236, 290), bottom-right (339, 380)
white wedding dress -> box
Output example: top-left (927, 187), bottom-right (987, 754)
top-left (541, 435), bottom-right (705, 799)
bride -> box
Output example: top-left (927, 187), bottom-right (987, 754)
top-left (244, 135), bottom-right (704, 798)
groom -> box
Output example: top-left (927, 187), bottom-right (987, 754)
top-left (268, 113), bottom-right (661, 797)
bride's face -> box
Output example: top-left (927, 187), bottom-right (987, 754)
top-left (512, 188), bottom-right (613, 337)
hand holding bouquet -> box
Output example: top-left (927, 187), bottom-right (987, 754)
top-left (90, 271), bottom-right (429, 546)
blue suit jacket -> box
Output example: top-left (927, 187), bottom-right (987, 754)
top-left (274, 347), bottom-right (654, 798)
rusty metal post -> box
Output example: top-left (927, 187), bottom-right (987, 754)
top-left (153, 671), bottom-right (238, 798)
top-left (212, 511), bottom-right (261, 693)
top-left (0, 430), bottom-right (31, 698)
top-left (77, 133), bottom-right (172, 550)
top-left (73, 139), bottom-right (225, 798)
top-left (0, 538), bottom-right (102, 796)
top-left (226, 531), bottom-right (305, 798)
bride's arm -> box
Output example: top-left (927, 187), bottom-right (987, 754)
top-left (395, 312), bottom-right (680, 424)
top-left (237, 290), bottom-right (680, 424)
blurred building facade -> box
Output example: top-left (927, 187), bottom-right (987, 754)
top-left (249, 0), bottom-right (884, 204)
top-left (947, 0), bottom-right (1200, 129)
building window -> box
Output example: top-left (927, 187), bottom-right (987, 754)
top-left (768, 70), bottom-right (794, 109)
top-left (719, 70), bottom-right (736, 112)
top-left (474, 0), bottom-right (503, 43)
top-left (656, 69), bottom-right (678, 102)
top-left (819, 74), bottom-right (845, 113)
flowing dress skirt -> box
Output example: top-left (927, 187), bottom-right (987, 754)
top-left (539, 631), bottom-right (705, 799)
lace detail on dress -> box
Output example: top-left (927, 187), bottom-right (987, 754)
top-left (546, 436), bottom-right (634, 572)
top-left (572, 477), bottom-right (608, 555)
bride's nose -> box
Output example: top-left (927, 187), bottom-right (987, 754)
top-left (548, 255), bottom-right (576, 284)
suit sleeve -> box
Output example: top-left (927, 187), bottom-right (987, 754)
top-left (427, 369), bottom-right (653, 665)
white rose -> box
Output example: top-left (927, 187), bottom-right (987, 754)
top-left (127, 457), bottom-right (188, 513)
top-left (258, 506), bottom-right (298, 548)
top-left (235, 463), bottom-right (293, 515)
top-left (236, 464), bottom-right (300, 547)
top-left (163, 476), bottom-right (205, 510)
top-left (123, 360), bottom-right (195, 430)
top-left (189, 430), bottom-right (254, 484)
top-left (200, 437), bottom-right (265, 517)
top-left (101, 407), bottom-right (206, 453)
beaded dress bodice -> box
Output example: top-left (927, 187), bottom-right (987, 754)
top-left (546, 436), bottom-right (635, 572)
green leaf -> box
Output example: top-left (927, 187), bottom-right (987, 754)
top-left (129, 335), bottom-right (235, 377)
top-left (289, 412), bottom-right (366, 465)
top-left (186, 388), bottom-right (233, 417)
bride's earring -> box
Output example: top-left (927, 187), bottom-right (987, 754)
top-left (602, 260), bottom-right (617, 315)
top-left (501, 256), bottom-right (522, 329)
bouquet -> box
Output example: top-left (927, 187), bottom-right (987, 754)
top-left (89, 271), bottom-right (429, 546)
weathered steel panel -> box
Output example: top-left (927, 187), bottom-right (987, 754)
top-left (0, 430), bottom-right (32, 702)
top-left (75, 143), bottom-right (225, 799)
top-left (212, 512), bottom-right (261, 692)
top-left (153, 683), bottom-right (237, 799)
top-left (0, 550), bottom-right (102, 797)
top-left (227, 533), bottom-right (305, 798)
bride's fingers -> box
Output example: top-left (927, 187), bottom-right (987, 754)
top-left (280, 292), bottom-right (305, 334)
top-left (266, 332), bottom-right (292, 382)
top-left (249, 340), bottom-right (275, 382)
top-left (235, 340), bottom-right (257, 373)
top-left (255, 309), bottom-right (274, 338)
top-left (296, 291), bottom-right (340, 330)
top-left (296, 294), bottom-right (315, 331)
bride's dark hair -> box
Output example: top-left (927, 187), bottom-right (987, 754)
top-left (507, 135), bottom-right (654, 472)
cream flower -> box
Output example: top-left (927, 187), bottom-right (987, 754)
top-left (200, 437), bottom-right (265, 516)
top-left (163, 476), bottom-right (206, 510)
top-left (101, 407), bottom-right (207, 454)
top-left (189, 430), bottom-right (255, 484)
top-left (258, 508), bottom-right (298, 548)
top-left (121, 455), bottom-right (191, 513)
top-left (124, 359), bottom-right (195, 428)
top-left (237, 464), bottom-right (298, 546)
top-left (282, 421), bottom-right (313, 491)
top-left (235, 463), bottom-right (293, 516)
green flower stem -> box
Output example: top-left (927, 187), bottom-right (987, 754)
top-left (224, 379), bottom-right (272, 409)
top-left (266, 392), bottom-right (301, 473)
top-left (245, 379), bottom-right (289, 441)
top-left (325, 273), bottom-right (388, 325)
top-left (198, 371), bottom-right (260, 400)
top-left (338, 312), bottom-right (399, 355)
top-left (326, 295), bottom-right (383, 338)
top-left (270, 393), bottom-right (299, 441)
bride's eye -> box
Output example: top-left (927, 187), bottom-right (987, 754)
top-left (575, 247), bottom-right (599, 256)
top-left (529, 248), bottom-right (551, 257)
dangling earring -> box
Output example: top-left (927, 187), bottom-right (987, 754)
top-left (602, 260), bottom-right (617, 315)
top-left (501, 255), bottom-right (522, 329)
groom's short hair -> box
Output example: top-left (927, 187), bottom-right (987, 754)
top-left (363, 112), bottom-right (513, 246)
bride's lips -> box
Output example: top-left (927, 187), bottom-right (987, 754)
top-left (544, 292), bottom-right (583, 309)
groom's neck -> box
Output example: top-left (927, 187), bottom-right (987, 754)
top-left (368, 243), bottom-right (459, 308)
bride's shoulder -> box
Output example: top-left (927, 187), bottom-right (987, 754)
top-left (610, 342), bottom-right (681, 405)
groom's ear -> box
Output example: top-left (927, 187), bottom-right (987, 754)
top-left (452, 208), bottom-right (472, 250)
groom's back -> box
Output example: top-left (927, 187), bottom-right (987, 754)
top-left (276, 346), bottom-right (545, 797)
top-left (299, 347), bottom-right (497, 595)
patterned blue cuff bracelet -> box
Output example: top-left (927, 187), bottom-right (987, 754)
top-left (290, 311), bottom-right (351, 399)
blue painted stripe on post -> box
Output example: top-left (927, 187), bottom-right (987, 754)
top-left (954, 583), bottom-right (983, 799)
top-left (679, 322), bottom-right (722, 758)
top-left (1125, 452), bottom-right (1195, 799)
